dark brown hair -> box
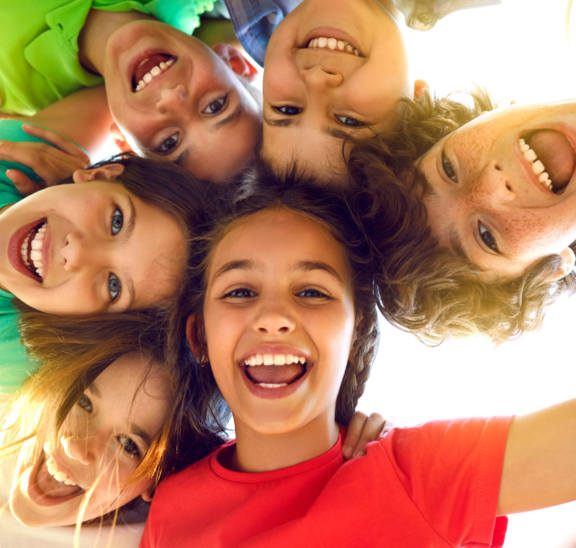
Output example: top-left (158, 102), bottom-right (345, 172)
top-left (347, 89), bottom-right (576, 344)
top-left (176, 161), bottom-right (380, 426)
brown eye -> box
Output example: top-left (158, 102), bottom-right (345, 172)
top-left (273, 105), bottom-right (302, 116)
top-left (478, 221), bottom-right (499, 253)
top-left (117, 436), bottom-right (141, 458)
top-left (157, 133), bottom-right (179, 153)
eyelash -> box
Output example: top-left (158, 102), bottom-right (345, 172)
top-left (157, 133), bottom-right (179, 154)
top-left (222, 287), bottom-right (330, 300)
top-left (478, 221), bottom-right (499, 253)
top-left (223, 288), bottom-right (257, 299)
top-left (111, 206), bottom-right (123, 236)
top-left (273, 105), bottom-right (302, 116)
top-left (441, 150), bottom-right (458, 183)
top-left (335, 115), bottom-right (365, 128)
top-left (203, 95), bottom-right (228, 115)
top-left (296, 288), bottom-right (330, 299)
top-left (76, 395), bottom-right (142, 458)
top-left (109, 273), bottom-right (122, 302)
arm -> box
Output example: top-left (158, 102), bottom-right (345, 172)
top-left (498, 398), bottom-right (576, 515)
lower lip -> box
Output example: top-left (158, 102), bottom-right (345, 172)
top-left (301, 27), bottom-right (361, 53)
top-left (26, 452), bottom-right (83, 507)
top-left (7, 219), bottom-right (45, 282)
top-left (240, 364), bottom-right (312, 399)
top-left (128, 49), bottom-right (175, 92)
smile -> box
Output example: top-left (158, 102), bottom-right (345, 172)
top-left (21, 221), bottom-right (46, 279)
top-left (132, 54), bottom-right (176, 93)
top-left (239, 351), bottom-right (311, 398)
top-left (307, 37), bottom-right (359, 56)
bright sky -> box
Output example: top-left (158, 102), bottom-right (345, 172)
top-left (360, 2), bottom-right (576, 547)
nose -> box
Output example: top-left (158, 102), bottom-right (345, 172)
top-left (253, 298), bottom-right (296, 335)
top-left (60, 435), bottom-right (96, 466)
top-left (301, 65), bottom-right (343, 90)
top-left (155, 84), bottom-right (188, 114)
top-left (61, 232), bottom-right (109, 273)
top-left (475, 161), bottom-right (517, 205)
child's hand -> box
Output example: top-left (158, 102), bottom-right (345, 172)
top-left (343, 412), bottom-right (395, 460)
top-left (0, 124), bottom-right (90, 196)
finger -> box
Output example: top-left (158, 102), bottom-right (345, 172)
top-left (352, 412), bottom-right (386, 458)
top-left (343, 411), bottom-right (368, 460)
top-left (6, 170), bottom-right (45, 197)
top-left (22, 124), bottom-right (90, 164)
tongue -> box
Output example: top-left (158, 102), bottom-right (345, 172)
top-left (35, 459), bottom-right (82, 498)
top-left (133, 54), bottom-right (172, 85)
top-left (528, 130), bottom-right (576, 192)
top-left (246, 364), bottom-right (305, 385)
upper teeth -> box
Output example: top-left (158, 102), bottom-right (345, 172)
top-left (134, 58), bottom-right (175, 92)
top-left (519, 138), bottom-right (553, 191)
top-left (45, 455), bottom-right (77, 486)
top-left (307, 37), bottom-right (359, 56)
top-left (243, 354), bottom-right (307, 366)
top-left (21, 223), bottom-right (46, 279)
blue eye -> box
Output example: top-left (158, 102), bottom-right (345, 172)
top-left (296, 288), bottom-right (330, 299)
top-left (273, 105), bottom-right (302, 116)
top-left (203, 96), bottom-right (227, 115)
top-left (111, 207), bottom-right (123, 236)
top-left (77, 394), bottom-right (93, 413)
top-left (117, 435), bottom-right (141, 458)
top-left (335, 115), bottom-right (365, 128)
top-left (158, 133), bottom-right (179, 153)
top-left (223, 288), bottom-right (257, 299)
top-left (478, 222), bottom-right (499, 253)
top-left (441, 150), bottom-right (458, 183)
top-left (109, 273), bottom-right (122, 302)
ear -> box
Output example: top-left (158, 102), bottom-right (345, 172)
top-left (141, 487), bottom-right (154, 502)
top-left (413, 79), bottom-right (429, 99)
top-left (109, 122), bottom-right (132, 153)
top-left (186, 316), bottom-right (206, 361)
top-left (72, 163), bottom-right (125, 184)
top-left (547, 247), bottom-right (576, 283)
top-left (212, 44), bottom-right (259, 82)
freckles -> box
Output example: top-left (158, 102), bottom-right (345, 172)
top-left (501, 211), bottom-right (560, 253)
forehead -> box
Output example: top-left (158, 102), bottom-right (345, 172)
top-left (210, 209), bottom-right (350, 278)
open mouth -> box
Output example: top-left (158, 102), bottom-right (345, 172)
top-left (241, 353), bottom-right (309, 391)
top-left (132, 54), bottom-right (177, 93)
top-left (20, 220), bottom-right (46, 280)
top-left (28, 450), bottom-right (85, 506)
top-left (519, 129), bottom-right (576, 195)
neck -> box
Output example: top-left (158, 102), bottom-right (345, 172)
top-left (78, 8), bottom-right (154, 76)
top-left (229, 412), bottom-right (340, 473)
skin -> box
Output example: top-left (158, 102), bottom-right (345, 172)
top-left (420, 100), bottom-right (576, 281)
top-left (262, 0), bottom-right (425, 180)
top-left (0, 164), bottom-right (186, 314)
top-left (10, 353), bottom-right (170, 527)
top-left (191, 209), bottom-right (356, 473)
top-left (86, 15), bottom-right (261, 182)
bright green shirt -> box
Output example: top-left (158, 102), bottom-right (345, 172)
top-left (0, 0), bottom-right (214, 115)
top-left (0, 120), bottom-right (86, 393)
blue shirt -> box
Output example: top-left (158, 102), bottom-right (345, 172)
top-left (224, 0), bottom-right (502, 67)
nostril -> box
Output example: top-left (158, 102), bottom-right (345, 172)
top-left (506, 183), bottom-right (512, 192)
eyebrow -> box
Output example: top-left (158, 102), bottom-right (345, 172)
top-left (213, 259), bottom-right (261, 280)
top-left (87, 383), bottom-right (102, 399)
top-left (448, 224), bottom-right (485, 272)
top-left (293, 260), bottom-right (343, 283)
top-left (214, 103), bottom-right (244, 130)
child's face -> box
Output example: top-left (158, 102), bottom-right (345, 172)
top-left (199, 209), bottom-right (356, 435)
top-left (10, 353), bottom-right (170, 527)
top-left (262, 0), bottom-right (413, 180)
top-left (104, 21), bottom-right (261, 182)
top-left (419, 100), bottom-right (576, 281)
top-left (0, 165), bottom-right (185, 314)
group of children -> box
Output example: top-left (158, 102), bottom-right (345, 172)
top-left (2, 0), bottom-right (576, 547)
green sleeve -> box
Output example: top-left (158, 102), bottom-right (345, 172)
top-left (93, 0), bottom-right (215, 34)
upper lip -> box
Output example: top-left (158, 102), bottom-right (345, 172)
top-left (238, 345), bottom-right (311, 364)
top-left (300, 28), bottom-right (363, 56)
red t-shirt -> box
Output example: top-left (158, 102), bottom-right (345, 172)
top-left (140, 416), bottom-right (512, 548)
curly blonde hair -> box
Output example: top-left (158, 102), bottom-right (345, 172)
top-left (347, 89), bottom-right (576, 344)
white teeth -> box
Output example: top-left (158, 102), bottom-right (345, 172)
top-left (307, 36), bottom-right (360, 56)
top-left (45, 455), bottom-right (77, 486)
top-left (258, 383), bottom-right (288, 388)
top-left (519, 138), bottom-right (554, 192)
top-left (133, 58), bottom-right (176, 92)
top-left (244, 354), bottom-right (308, 366)
top-left (21, 223), bottom-right (46, 278)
